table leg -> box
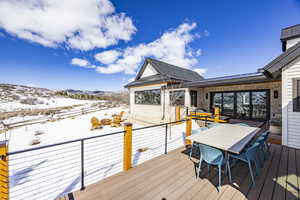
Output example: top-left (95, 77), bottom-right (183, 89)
top-left (225, 152), bottom-right (232, 183)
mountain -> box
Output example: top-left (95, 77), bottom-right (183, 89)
top-left (65, 89), bottom-right (107, 96)
top-left (0, 83), bottom-right (105, 113)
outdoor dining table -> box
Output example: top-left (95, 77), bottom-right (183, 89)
top-left (186, 123), bottom-right (260, 182)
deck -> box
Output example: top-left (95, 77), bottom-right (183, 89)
top-left (69, 144), bottom-right (300, 200)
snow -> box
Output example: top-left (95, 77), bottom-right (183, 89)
top-left (7, 106), bottom-right (201, 200)
top-left (0, 97), bottom-right (103, 113)
top-left (7, 107), bottom-right (127, 152)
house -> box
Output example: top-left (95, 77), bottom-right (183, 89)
top-left (125, 24), bottom-right (300, 149)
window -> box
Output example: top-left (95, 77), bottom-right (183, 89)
top-left (135, 89), bottom-right (161, 105)
top-left (211, 90), bottom-right (270, 120)
top-left (170, 90), bottom-right (185, 106)
top-left (294, 79), bottom-right (300, 112)
top-left (190, 90), bottom-right (197, 107)
top-left (222, 92), bottom-right (234, 115)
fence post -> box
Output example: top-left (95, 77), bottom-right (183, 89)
top-left (185, 116), bottom-right (192, 145)
top-left (165, 124), bottom-right (168, 154)
top-left (80, 140), bottom-right (85, 191)
top-left (0, 141), bottom-right (8, 200)
top-left (123, 123), bottom-right (132, 171)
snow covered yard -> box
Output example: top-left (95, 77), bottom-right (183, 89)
top-left (0, 97), bottom-right (103, 113)
top-left (6, 107), bottom-right (201, 200)
top-left (7, 107), bottom-right (128, 152)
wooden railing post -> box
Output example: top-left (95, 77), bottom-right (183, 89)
top-left (185, 116), bottom-right (192, 145)
top-left (214, 107), bottom-right (220, 123)
top-left (0, 141), bottom-right (8, 200)
top-left (123, 123), bottom-right (132, 171)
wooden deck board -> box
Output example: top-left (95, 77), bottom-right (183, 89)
top-left (246, 145), bottom-right (277, 200)
top-left (257, 144), bottom-right (282, 200)
top-left (72, 144), bottom-right (299, 200)
top-left (286, 148), bottom-right (299, 200)
top-left (296, 149), bottom-right (300, 199)
top-left (272, 146), bottom-right (289, 200)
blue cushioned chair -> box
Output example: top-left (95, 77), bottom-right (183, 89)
top-left (229, 142), bottom-right (261, 187)
top-left (197, 144), bottom-right (231, 192)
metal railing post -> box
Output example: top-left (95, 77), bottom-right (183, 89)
top-left (186, 107), bottom-right (189, 117)
top-left (165, 124), bottom-right (168, 154)
top-left (80, 140), bottom-right (85, 190)
top-left (123, 123), bottom-right (133, 171)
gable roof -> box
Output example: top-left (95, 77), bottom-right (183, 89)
top-left (281, 24), bottom-right (300, 41)
top-left (260, 41), bottom-right (300, 78)
top-left (125, 58), bottom-right (204, 88)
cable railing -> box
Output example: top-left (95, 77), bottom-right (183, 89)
top-left (5, 119), bottom-right (187, 200)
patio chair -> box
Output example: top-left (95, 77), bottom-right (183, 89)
top-left (229, 142), bottom-right (261, 187)
top-left (197, 144), bottom-right (231, 192)
top-left (261, 131), bottom-right (271, 152)
top-left (189, 127), bottom-right (208, 159)
top-left (255, 136), bottom-right (268, 161)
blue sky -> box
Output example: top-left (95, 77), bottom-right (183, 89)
top-left (0, 0), bottom-right (299, 91)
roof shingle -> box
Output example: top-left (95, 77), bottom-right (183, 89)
top-left (281, 24), bottom-right (300, 41)
top-left (125, 58), bottom-right (203, 88)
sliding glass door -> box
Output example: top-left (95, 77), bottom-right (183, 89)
top-left (252, 91), bottom-right (268, 120)
top-left (222, 92), bottom-right (234, 115)
top-left (236, 92), bottom-right (250, 119)
top-left (211, 90), bottom-right (270, 121)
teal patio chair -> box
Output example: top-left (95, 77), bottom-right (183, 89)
top-left (197, 144), bottom-right (231, 192)
top-left (261, 131), bottom-right (271, 153)
top-left (189, 127), bottom-right (208, 159)
top-left (229, 142), bottom-right (261, 187)
top-left (255, 136), bottom-right (269, 161)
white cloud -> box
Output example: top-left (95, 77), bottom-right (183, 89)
top-left (204, 30), bottom-right (210, 37)
top-left (96, 22), bottom-right (201, 74)
top-left (26, 83), bottom-right (37, 87)
top-left (0, 0), bottom-right (136, 50)
top-left (122, 77), bottom-right (135, 86)
top-left (94, 50), bottom-right (121, 64)
top-left (193, 68), bottom-right (207, 75)
top-left (195, 49), bottom-right (202, 56)
top-left (71, 58), bottom-right (95, 68)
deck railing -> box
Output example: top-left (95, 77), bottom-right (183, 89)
top-left (1, 119), bottom-right (189, 200)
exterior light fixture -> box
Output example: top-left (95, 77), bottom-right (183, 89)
top-left (274, 90), bottom-right (279, 99)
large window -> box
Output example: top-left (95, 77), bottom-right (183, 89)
top-left (294, 79), bottom-right (300, 112)
top-left (135, 89), bottom-right (161, 105)
top-left (190, 90), bottom-right (197, 107)
top-left (211, 90), bottom-right (270, 120)
top-left (222, 92), bottom-right (234, 115)
top-left (170, 90), bottom-right (185, 106)
top-left (236, 92), bottom-right (250, 119)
